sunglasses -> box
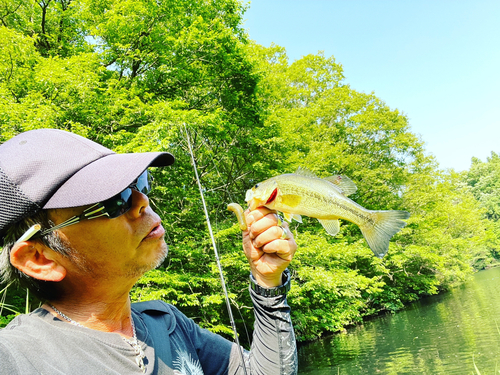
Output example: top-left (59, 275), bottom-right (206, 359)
top-left (15, 170), bottom-right (153, 244)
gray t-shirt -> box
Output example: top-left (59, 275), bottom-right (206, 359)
top-left (0, 289), bottom-right (297, 374)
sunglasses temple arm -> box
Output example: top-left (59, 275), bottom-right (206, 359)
top-left (38, 215), bottom-right (81, 236)
top-left (15, 224), bottom-right (42, 245)
top-left (14, 204), bottom-right (111, 243)
top-left (14, 217), bottom-right (80, 244)
top-left (38, 205), bottom-right (108, 237)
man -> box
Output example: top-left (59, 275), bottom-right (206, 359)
top-left (0, 129), bottom-right (298, 374)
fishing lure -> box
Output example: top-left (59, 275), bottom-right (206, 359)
top-left (227, 203), bottom-right (247, 231)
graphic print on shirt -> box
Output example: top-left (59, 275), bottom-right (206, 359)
top-left (173, 349), bottom-right (204, 375)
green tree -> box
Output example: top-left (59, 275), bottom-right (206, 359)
top-left (386, 167), bottom-right (493, 303)
top-left (0, 0), bottom-right (90, 57)
top-left (466, 152), bottom-right (500, 221)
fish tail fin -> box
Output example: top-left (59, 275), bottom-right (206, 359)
top-left (360, 210), bottom-right (410, 258)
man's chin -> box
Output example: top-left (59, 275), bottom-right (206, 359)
top-left (129, 244), bottom-right (168, 278)
top-left (151, 244), bottom-right (169, 270)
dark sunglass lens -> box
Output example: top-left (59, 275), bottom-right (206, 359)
top-left (98, 171), bottom-right (150, 220)
top-left (135, 170), bottom-right (151, 195)
top-left (103, 188), bottom-right (133, 218)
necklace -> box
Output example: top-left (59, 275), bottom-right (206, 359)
top-left (49, 304), bottom-right (146, 373)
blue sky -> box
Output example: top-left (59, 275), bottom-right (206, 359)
top-left (242, 0), bottom-right (500, 172)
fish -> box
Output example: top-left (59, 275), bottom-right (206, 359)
top-left (245, 168), bottom-right (410, 258)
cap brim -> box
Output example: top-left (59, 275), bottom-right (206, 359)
top-left (43, 152), bottom-right (174, 209)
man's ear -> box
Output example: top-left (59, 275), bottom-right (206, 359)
top-left (10, 241), bottom-right (66, 282)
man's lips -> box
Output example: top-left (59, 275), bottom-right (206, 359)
top-left (143, 222), bottom-right (165, 241)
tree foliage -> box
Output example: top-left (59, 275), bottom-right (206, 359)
top-left (1, 0), bottom-right (499, 344)
top-left (466, 153), bottom-right (500, 221)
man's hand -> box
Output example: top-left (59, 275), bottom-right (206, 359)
top-left (242, 207), bottom-right (297, 288)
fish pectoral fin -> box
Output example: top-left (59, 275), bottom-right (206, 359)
top-left (324, 175), bottom-right (357, 196)
top-left (318, 219), bottom-right (341, 236)
top-left (282, 213), bottom-right (302, 223)
top-left (281, 194), bottom-right (302, 207)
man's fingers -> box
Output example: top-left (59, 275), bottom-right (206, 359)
top-left (251, 224), bottom-right (285, 248)
top-left (247, 210), bottom-right (284, 240)
top-left (252, 225), bottom-right (296, 256)
top-left (245, 207), bottom-right (276, 227)
top-left (261, 240), bottom-right (296, 257)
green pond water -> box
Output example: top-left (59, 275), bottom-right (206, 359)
top-left (297, 267), bottom-right (500, 374)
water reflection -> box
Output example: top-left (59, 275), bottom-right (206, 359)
top-left (298, 267), bottom-right (500, 374)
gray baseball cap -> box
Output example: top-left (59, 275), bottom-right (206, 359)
top-left (0, 129), bottom-right (174, 237)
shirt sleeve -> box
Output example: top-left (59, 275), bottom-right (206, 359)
top-left (228, 285), bottom-right (298, 375)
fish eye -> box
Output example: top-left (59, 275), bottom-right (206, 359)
top-left (254, 184), bottom-right (259, 189)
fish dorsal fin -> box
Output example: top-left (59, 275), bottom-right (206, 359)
top-left (324, 175), bottom-right (357, 196)
top-left (294, 167), bottom-right (319, 178)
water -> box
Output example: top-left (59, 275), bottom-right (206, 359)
top-left (298, 267), bottom-right (500, 374)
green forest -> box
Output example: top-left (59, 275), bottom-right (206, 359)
top-left (1, 0), bottom-right (500, 344)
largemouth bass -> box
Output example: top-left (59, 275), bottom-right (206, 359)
top-left (245, 168), bottom-right (409, 258)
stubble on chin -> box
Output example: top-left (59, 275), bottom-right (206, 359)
top-left (126, 243), bottom-right (169, 279)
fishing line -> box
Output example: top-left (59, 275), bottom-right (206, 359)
top-left (195, 131), bottom-right (249, 200)
top-left (185, 127), bottom-right (252, 345)
top-left (184, 125), bottom-right (248, 374)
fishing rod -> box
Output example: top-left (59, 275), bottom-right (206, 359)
top-left (184, 125), bottom-right (248, 374)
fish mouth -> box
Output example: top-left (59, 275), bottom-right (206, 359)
top-left (248, 198), bottom-right (261, 211)
top-left (245, 188), bottom-right (254, 202)
top-left (247, 188), bottom-right (278, 211)
top-left (246, 188), bottom-right (259, 210)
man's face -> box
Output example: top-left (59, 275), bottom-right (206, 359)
top-left (48, 189), bottom-right (168, 284)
